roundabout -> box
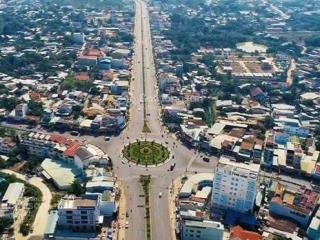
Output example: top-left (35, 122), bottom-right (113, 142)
top-left (122, 140), bottom-right (170, 166)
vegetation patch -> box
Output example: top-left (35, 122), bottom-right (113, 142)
top-left (123, 141), bottom-right (169, 166)
top-left (142, 121), bottom-right (151, 133)
top-left (140, 175), bottom-right (151, 240)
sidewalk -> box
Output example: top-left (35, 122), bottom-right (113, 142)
top-left (117, 181), bottom-right (127, 240)
top-left (168, 176), bottom-right (182, 240)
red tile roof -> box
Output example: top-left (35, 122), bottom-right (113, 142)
top-left (63, 142), bottom-right (81, 157)
top-left (250, 87), bottom-right (264, 97)
top-left (231, 226), bottom-right (262, 240)
top-left (82, 48), bottom-right (105, 57)
top-left (75, 72), bottom-right (90, 81)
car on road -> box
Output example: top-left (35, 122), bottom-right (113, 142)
top-left (125, 221), bottom-right (129, 228)
top-left (203, 157), bottom-right (210, 162)
top-left (158, 192), bottom-right (162, 198)
top-left (104, 136), bottom-right (111, 141)
top-left (71, 131), bottom-right (80, 136)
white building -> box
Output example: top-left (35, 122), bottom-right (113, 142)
top-left (57, 194), bottom-right (102, 232)
top-left (211, 156), bottom-right (260, 213)
top-left (22, 132), bottom-right (110, 171)
top-left (181, 220), bottom-right (224, 240)
top-left (0, 182), bottom-right (25, 218)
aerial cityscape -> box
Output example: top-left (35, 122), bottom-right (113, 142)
top-left (0, 0), bottom-right (319, 239)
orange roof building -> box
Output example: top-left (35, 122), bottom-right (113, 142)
top-left (230, 226), bottom-right (262, 240)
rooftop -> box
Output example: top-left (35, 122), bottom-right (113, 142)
top-left (41, 158), bottom-right (81, 189)
top-left (218, 156), bottom-right (260, 173)
top-left (185, 220), bottom-right (224, 230)
top-left (231, 225), bottom-right (262, 240)
top-left (58, 195), bottom-right (98, 209)
top-left (1, 182), bottom-right (24, 206)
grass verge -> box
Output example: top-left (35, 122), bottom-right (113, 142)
top-left (140, 175), bottom-right (151, 240)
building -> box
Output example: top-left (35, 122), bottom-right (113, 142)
top-left (0, 137), bottom-right (16, 154)
top-left (230, 225), bottom-right (262, 240)
top-left (179, 173), bottom-right (213, 198)
top-left (269, 183), bottom-right (319, 228)
top-left (211, 156), bottom-right (260, 213)
top-left (57, 194), bottom-right (102, 232)
top-left (73, 32), bottom-right (85, 44)
top-left (181, 220), bottom-right (224, 240)
top-left (22, 132), bottom-right (110, 170)
top-left (41, 158), bottom-right (82, 190)
top-left (12, 103), bottom-right (28, 121)
top-left (0, 182), bottom-right (25, 218)
top-left (307, 208), bottom-right (320, 240)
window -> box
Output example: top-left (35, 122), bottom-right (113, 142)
top-left (66, 216), bottom-right (73, 220)
top-left (81, 216), bottom-right (87, 220)
top-left (66, 211), bottom-right (73, 214)
top-left (81, 210), bottom-right (87, 215)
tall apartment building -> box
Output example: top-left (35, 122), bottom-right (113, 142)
top-left (211, 156), bottom-right (260, 213)
top-left (57, 194), bottom-right (101, 232)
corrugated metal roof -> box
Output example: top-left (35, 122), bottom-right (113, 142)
top-left (2, 182), bottom-right (24, 205)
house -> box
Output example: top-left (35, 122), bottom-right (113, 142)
top-left (230, 225), bottom-right (262, 240)
top-left (111, 48), bottom-right (131, 59)
top-left (307, 208), bottom-right (320, 240)
top-left (269, 183), bottom-right (319, 228)
top-left (11, 103), bottom-right (28, 121)
top-left (75, 72), bottom-right (90, 82)
top-left (250, 87), bottom-right (266, 102)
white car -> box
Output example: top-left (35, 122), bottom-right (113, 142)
top-left (159, 192), bottom-right (162, 198)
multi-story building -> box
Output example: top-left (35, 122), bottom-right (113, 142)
top-left (181, 220), bottom-right (224, 240)
top-left (211, 156), bottom-right (260, 213)
top-left (21, 132), bottom-right (110, 170)
top-left (0, 137), bottom-right (16, 154)
top-left (57, 194), bottom-right (101, 232)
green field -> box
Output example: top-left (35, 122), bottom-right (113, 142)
top-left (123, 141), bottom-right (169, 165)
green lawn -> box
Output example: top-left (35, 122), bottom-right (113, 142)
top-left (123, 141), bottom-right (169, 165)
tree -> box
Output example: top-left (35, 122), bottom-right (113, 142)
top-left (28, 100), bottom-right (43, 116)
top-left (264, 116), bottom-right (274, 129)
top-left (0, 217), bottom-right (13, 234)
top-left (0, 97), bottom-right (18, 111)
top-left (68, 180), bottom-right (84, 196)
